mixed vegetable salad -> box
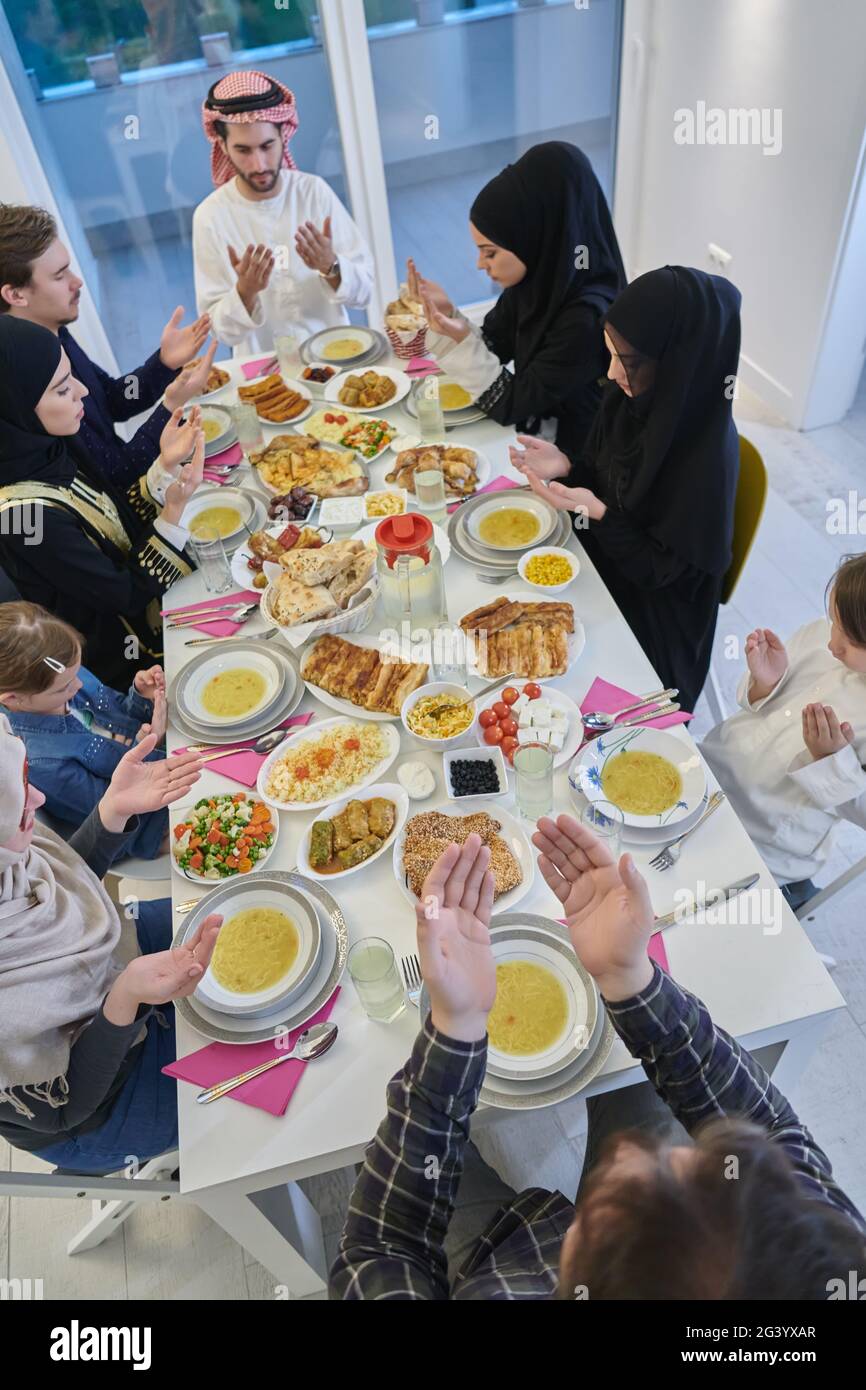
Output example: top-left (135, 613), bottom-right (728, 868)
top-left (172, 793), bottom-right (276, 879)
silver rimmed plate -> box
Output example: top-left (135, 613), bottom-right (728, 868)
top-left (193, 880), bottom-right (322, 1017)
top-left (170, 638), bottom-right (289, 734)
top-left (483, 916), bottom-right (598, 1082)
top-left (448, 494), bottom-right (572, 570)
top-left (167, 644), bottom-right (303, 747)
top-left (173, 871), bottom-right (348, 1043)
top-left (403, 378), bottom-right (487, 428)
top-left (300, 326), bottom-right (389, 369)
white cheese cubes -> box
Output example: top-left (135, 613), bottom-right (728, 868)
top-left (512, 693), bottom-right (530, 716)
top-left (515, 695), bottom-right (569, 750)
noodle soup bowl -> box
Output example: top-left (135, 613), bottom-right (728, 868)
top-left (182, 647), bottom-right (285, 729)
top-left (571, 726), bottom-right (706, 830)
top-left (485, 919), bottom-right (598, 1082)
top-left (195, 881), bottom-right (322, 1017)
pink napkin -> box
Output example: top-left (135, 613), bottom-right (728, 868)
top-left (161, 589), bottom-right (259, 638)
top-left (447, 474), bottom-right (521, 515)
top-left (580, 677), bottom-right (692, 736)
top-left (241, 356), bottom-right (278, 380)
top-left (172, 711), bottom-right (314, 787)
top-left (406, 356), bottom-right (439, 377)
top-left (558, 920), bottom-right (669, 976)
top-left (203, 440), bottom-right (244, 485)
top-left (163, 989), bottom-right (341, 1116)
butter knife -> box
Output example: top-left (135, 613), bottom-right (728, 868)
top-left (655, 873), bottom-right (761, 932)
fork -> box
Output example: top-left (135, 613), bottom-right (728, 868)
top-left (167, 602), bottom-right (257, 630)
top-left (648, 790), bottom-right (727, 872)
top-left (401, 954), bottom-right (423, 1007)
top-left (476, 571), bottom-right (518, 585)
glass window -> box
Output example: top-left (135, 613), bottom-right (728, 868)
top-left (364, 0), bottom-right (622, 307)
top-left (1, 0), bottom-right (355, 363)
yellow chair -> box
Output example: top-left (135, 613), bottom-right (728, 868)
top-left (704, 435), bottom-right (768, 722)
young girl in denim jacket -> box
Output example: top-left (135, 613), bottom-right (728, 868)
top-left (0, 602), bottom-right (167, 861)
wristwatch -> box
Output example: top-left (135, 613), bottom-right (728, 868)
top-left (320, 258), bottom-right (340, 281)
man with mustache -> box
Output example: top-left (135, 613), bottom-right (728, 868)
top-left (193, 70), bottom-right (374, 356)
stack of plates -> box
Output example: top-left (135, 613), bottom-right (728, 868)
top-left (420, 914), bottom-right (613, 1110)
top-left (567, 726), bottom-right (708, 846)
top-left (173, 872), bottom-right (348, 1044)
top-left (200, 404), bottom-right (238, 458)
top-left (448, 489), bottom-right (572, 572)
top-left (167, 639), bottom-right (302, 745)
top-left (300, 326), bottom-right (389, 371)
top-left (182, 486), bottom-right (269, 555)
top-left (403, 377), bottom-right (487, 428)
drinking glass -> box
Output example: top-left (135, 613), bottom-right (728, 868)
top-left (190, 526), bottom-right (233, 594)
top-left (274, 333), bottom-right (302, 379)
top-left (432, 624), bottom-right (466, 683)
top-left (347, 938), bottom-right (407, 1023)
top-left (581, 800), bottom-right (625, 859)
top-left (229, 401), bottom-right (265, 457)
top-left (415, 467), bottom-right (447, 522)
top-left (513, 742), bottom-right (555, 821)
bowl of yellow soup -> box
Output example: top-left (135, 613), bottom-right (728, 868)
top-left (571, 726), bottom-right (706, 830)
top-left (466, 494), bottom-right (556, 552)
top-left (182, 648), bottom-right (286, 728)
top-left (194, 882), bottom-right (322, 1016)
top-left (181, 486), bottom-right (256, 547)
top-left (199, 405), bottom-right (234, 455)
top-left (437, 380), bottom-right (476, 412)
top-left (307, 326), bottom-right (376, 366)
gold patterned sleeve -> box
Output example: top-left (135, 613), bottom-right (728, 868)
top-left (126, 473), bottom-right (160, 525)
top-left (133, 529), bottom-right (193, 589)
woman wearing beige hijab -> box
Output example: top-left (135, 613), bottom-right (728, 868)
top-left (0, 716), bottom-right (220, 1172)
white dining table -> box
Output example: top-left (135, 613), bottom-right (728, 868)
top-left (162, 354), bottom-right (844, 1299)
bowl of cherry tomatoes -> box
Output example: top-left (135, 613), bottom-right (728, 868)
top-left (474, 682), bottom-right (544, 767)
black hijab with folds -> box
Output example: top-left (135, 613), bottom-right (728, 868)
top-left (587, 265), bottom-right (742, 574)
top-left (470, 142), bottom-right (626, 376)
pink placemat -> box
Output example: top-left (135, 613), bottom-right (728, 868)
top-left (241, 356), bottom-right (278, 380)
top-left (163, 989), bottom-right (341, 1116)
top-left (580, 677), bottom-right (692, 735)
top-left (447, 474), bottom-right (521, 515)
top-left (172, 711), bottom-right (314, 787)
top-left (405, 356), bottom-right (439, 377)
top-left (161, 589), bottom-right (259, 638)
top-left (203, 440), bottom-right (244, 485)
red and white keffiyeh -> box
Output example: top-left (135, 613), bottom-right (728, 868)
top-left (202, 69), bottom-right (300, 186)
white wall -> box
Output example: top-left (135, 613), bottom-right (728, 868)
top-left (613, 0), bottom-right (866, 430)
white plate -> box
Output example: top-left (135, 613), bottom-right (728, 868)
top-left (466, 493), bottom-right (556, 552)
top-left (392, 797), bottom-right (535, 914)
top-left (473, 682), bottom-right (583, 771)
top-left (181, 647), bottom-right (284, 727)
top-left (383, 442), bottom-right (492, 499)
top-left (299, 782), bottom-right (409, 880)
top-left (241, 373), bottom-right (313, 427)
top-left (574, 726), bottom-right (706, 829)
top-left (567, 775), bottom-right (711, 846)
top-left (174, 874), bottom-right (348, 1043)
top-left (458, 590), bottom-right (585, 680)
top-left (298, 630), bottom-right (416, 722)
top-left (295, 409), bottom-right (395, 463)
top-left (257, 716), bottom-right (401, 811)
top-left (254, 435), bottom-right (370, 496)
top-left (354, 518), bottom-right (451, 565)
top-left (307, 326), bottom-right (377, 366)
top-left (196, 882), bottom-right (321, 1016)
top-left (228, 514), bottom-right (328, 591)
top-left (485, 924), bottom-right (596, 1082)
top-left (181, 486), bottom-right (258, 546)
top-left (170, 793), bottom-right (280, 884)
top-left (323, 366), bottom-right (412, 412)
top-left (199, 404), bottom-right (235, 455)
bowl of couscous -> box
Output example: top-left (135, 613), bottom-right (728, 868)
top-left (517, 546), bottom-right (579, 594)
top-left (401, 682), bottom-right (477, 750)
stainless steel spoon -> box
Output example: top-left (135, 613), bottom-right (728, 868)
top-left (188, 725), bottom-right (293, 761)
top-left (581, 689), bottom-right (679, 738)
top-left (195, 1021), bottom-right (338, 1104)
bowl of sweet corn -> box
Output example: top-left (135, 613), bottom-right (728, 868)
top-left (517, 546), bottom-right (579, 594)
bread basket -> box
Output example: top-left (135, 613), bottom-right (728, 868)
top-left (260, 572), bottom-right (379, 645)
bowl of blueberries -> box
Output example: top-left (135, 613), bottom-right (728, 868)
top-left (443, 746), bottom-right (508, 802)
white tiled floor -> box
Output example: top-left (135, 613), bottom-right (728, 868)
top-left (4, 372), bottom-right (866, 1300)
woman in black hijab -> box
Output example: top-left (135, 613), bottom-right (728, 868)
top-left (411, 142), bottom-right (626, 458)
top-left (512, 266), bottom-right (742, 711)
top-left (0, 317), bottom-right (203, 687)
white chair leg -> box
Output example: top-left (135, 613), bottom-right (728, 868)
top-left (703, 665), bottom-right (727, 725)
top-left (66, 1150), bottom-right (180, 1255)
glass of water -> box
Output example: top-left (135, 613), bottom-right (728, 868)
top-left (190, 526), bottom-right (233, 594)
top-left (347, 938), bottom-right (407, 1023)
top-left (581, 800), bottom-right (625, 859)
top-left (432, 624), bottom-right (465, 683)
top-left (513, 742), bottom-right (555, 822)
top-left (274, 333), bottom-right (301, 379)
top-left (229, 401), bottom-right (265, 457)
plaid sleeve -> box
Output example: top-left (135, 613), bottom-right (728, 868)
top-left (329, 1017), bottom-right (486, 1300)
top-left (606, 966), bottom-right (865, 1229)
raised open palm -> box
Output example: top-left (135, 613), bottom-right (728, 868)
top-left (106, 734), bottom-right (202, 819)
top-left (416, 834), bottom-right (496, 1034)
